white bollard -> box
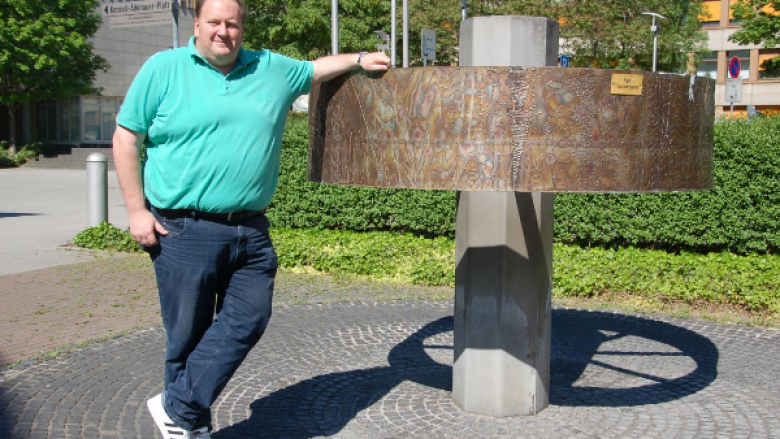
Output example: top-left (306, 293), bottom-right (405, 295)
top-left (86, 152), bottom-right (108, 227)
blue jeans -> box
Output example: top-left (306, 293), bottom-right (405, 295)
top-left (148, 207), bottom-right (277, 431)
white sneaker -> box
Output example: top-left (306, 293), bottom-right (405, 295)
top-left (147, 393), bottom-right (212, 439)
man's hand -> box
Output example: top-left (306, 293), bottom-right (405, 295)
top-left (113, 125), bottom-right (169, 247)
top-left (358, 52), bottom-right (392, 71)
top-left (129, 209), bottom-right (168, 247)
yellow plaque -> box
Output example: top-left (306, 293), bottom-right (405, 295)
top-left (611, 74), bottom-right (644, 96)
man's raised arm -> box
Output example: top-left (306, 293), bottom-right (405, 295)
top-left (312, 52), bottom-right (391, 84)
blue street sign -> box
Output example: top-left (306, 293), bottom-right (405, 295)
top-left (560, 55), bottom-right (570, 68)
top-left (728, 56), bottom-right (741, 79)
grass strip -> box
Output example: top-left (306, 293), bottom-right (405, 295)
top-left (272, 227), bottom-right (780, 314)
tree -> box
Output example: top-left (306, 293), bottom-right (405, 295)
top-left (0, 0), bottom-right (108, 153)
top-left (244, 0), bottom-right (392, 59)
top-left (520, 0), bottom-right (709, 72)
top-left (729, 0), bottom-right (780, 77)
top-left (243, 0), bottom-right (708, 72)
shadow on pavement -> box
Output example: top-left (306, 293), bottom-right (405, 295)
top-left (0, 213), bottom-right (40, 218)
top-left (214, 309), bottom-right (719, 438)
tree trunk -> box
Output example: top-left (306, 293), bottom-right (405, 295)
top-left (7, 105), bottom-right (17, 155)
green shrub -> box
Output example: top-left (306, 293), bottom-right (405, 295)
top-left (72, 222), bottom-right (142, 253)
top-left (0, 142), bottom-right (50, 168)
top-left (553, 244), bottom-right (780, 313)
top-left (272, 114), bottom-right (780, 254)
top-left (273, 227), bottom-right (455, 286)
top-left (70, 224), bottom-right (780, 313)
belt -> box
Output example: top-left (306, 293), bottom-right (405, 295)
top-left (154, 207), bottom-right (266, 222)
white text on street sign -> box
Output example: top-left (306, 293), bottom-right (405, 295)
top-left (102, 0), bottom-right (172, 29)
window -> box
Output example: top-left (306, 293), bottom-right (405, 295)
top-left (758, 49), bottom-right (780, 79)
top-left (697, 51), bottom-right (718, 80)
top-left (69, 97), bottom-right (80, 141)
top-left (46, 101), bottom-right (57, 140)
top-left (35, 103), bottom-right (46, 142)
top-left (57, 100), bottom-right (70, 141)
top-left (83, 98), bottom-right (100, 141)
top-left (101, 98), bottom-right (118, 141)
top-left (82, 96), bottom-right (121, 142)
top-left (700, 0), bottom-right (721, 26)
top-left (726, 50), bottom-right (750, 80)
top-left (35, 99), bottom-right (81, 141)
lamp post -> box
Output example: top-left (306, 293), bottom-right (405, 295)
top-left (642, 12), bottom-right (666, 72)
top-left (331, 0), bottom-right (339, 54)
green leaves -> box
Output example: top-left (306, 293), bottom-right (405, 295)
top-left (729, 0), bottom-right (780, 77)
top-left (273, 227), bottom-right (455, 285)
top-left (553, 244), bottom-right (780, 313)
top-left (72, 223), bottom-right (143, 253)
top-left (242, 0), bottom-right (708, 69)
top-left (729, 0), bottom-right (780, 48)
top-left (0, 0), bottom-right (108, 108)
top-left (244, 0), bottom-right (390, 59)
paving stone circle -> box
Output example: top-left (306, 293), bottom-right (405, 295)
top-left (2, 302), bottom-right (780, 439)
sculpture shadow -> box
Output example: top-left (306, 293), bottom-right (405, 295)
top-left (213, 310), bottom-right (718, 438)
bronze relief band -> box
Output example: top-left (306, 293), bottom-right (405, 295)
top-left (309, 67), bottom-right (715, 193)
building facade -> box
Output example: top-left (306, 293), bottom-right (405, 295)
top-left (1, 0), bottom-right (196, 147)
top-left (699, 0), bottom-right (780, 116)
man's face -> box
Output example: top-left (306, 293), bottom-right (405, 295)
top-left (194, 0), bottom-right (243, 70)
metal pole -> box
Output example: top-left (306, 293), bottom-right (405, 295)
top-left (86, 153), bottom-right (108, 227)
top-left (402, 0), bottom-right (408, 67)
top-left (331, 0), bottom-right (339, 55)
top-left (461, 0), bottom-right (467, 21)
top-left (652, 17), bottom-right (658, 72)
top-left (642, 12), bottom-right (665, 73)
top-left (391, 0), bottom-right (397, 68)
top-left (172, 0), bottom-right (179, 48)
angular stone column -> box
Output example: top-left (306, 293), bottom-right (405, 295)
top-left (453, 16), bottom-right (558, 417)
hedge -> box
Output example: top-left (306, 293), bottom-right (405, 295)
top-left (268, 114), bottom-right (780, 254)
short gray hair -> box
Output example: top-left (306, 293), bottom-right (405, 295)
top-left (196, 0), bottom-right (247, 25)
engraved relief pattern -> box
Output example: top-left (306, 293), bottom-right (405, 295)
top-left (309, 67), bottom-right (715, 193)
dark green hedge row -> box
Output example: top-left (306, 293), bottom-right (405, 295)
top-left (267, 114), bottom-right (780, 254)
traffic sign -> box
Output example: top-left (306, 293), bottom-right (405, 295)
top-left (728, 56), bottom-right (741, 79)
top-left (560, 55), bottom-right (570, 68)
top-left (102, 0), bottom-right (172, 29)
top-left (725, 78), bottom-right (742, 103)
top-left (421, 28), bottom-right (436, 63)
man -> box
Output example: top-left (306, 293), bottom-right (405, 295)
top-left (112, 0), bottom-right (391, 437)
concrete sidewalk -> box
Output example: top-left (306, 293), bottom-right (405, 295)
top-left (2, 167), bottom-right (780, 438)
top-left (0, 167), bottom-right (129, 276)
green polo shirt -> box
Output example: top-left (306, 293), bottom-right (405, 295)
top-left (117, 37), bottom-right (313, 212)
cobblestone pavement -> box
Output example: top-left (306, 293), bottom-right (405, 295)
top-left (2, 299), bottom-right (780, 439)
